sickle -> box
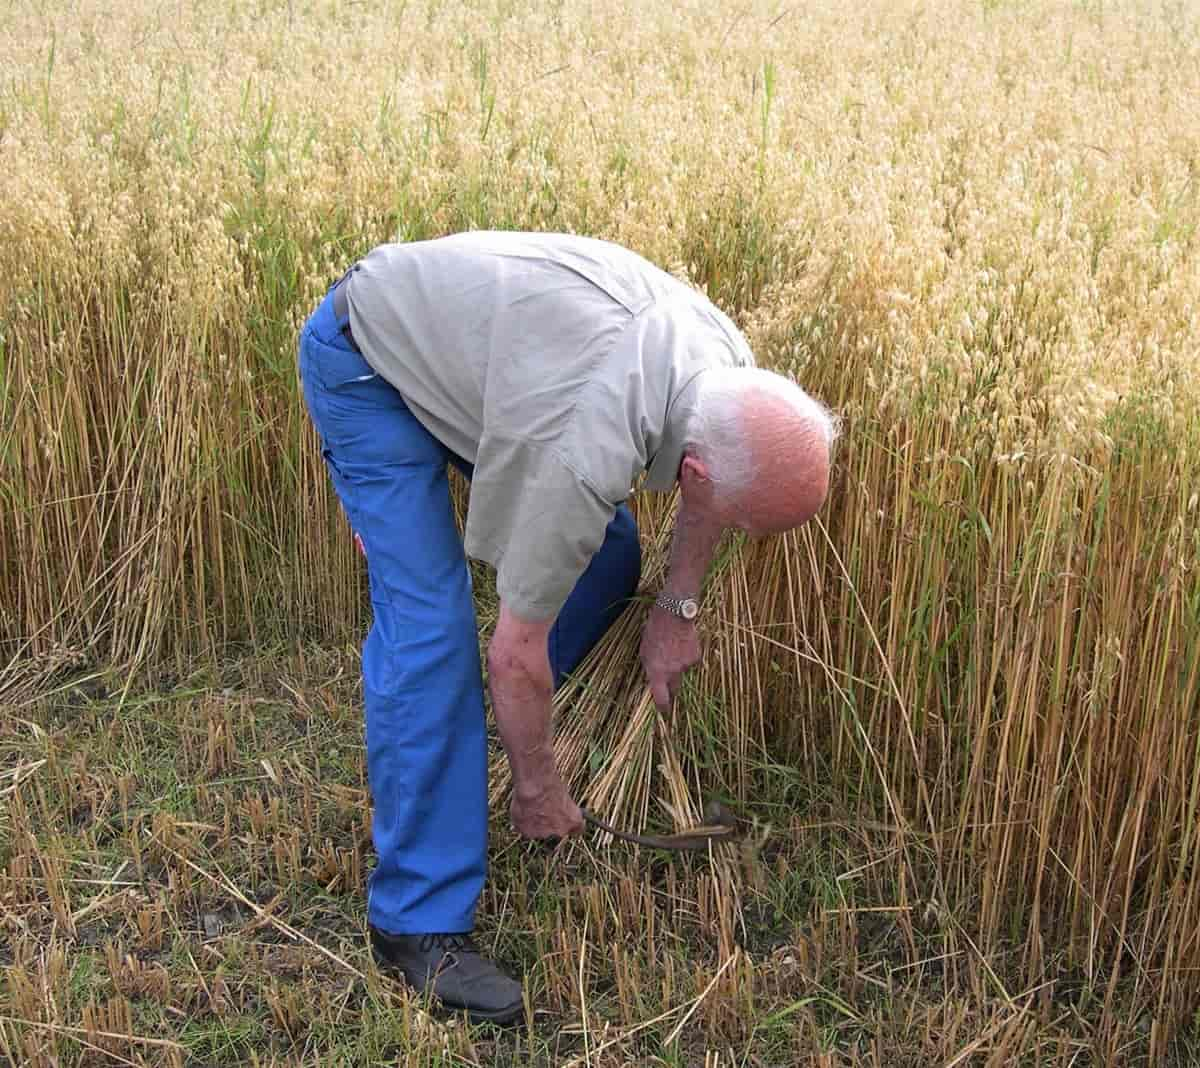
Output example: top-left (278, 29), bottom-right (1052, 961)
top-left (582, 800), bottom-right (739, 851)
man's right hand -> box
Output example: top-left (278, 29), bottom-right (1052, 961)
top-left (510, 771), bottom-right (584, 840)
top-left (488, 603), bottom-right (583, 840)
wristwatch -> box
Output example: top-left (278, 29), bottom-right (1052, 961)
top-left (655, 592), bottom-right (700, 620)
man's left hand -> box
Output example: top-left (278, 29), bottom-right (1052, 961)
top-left (640, 607), bottom-right (702, 712)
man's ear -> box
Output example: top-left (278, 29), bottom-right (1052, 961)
top-left (678, 452), bottom-right (711, 491)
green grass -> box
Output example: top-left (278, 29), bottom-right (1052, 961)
top-left (4, 646), bottom-right (1185, 1065)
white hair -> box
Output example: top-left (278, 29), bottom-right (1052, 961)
top-left (686, 367), bottom-right (840, 492)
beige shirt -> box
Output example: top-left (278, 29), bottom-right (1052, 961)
top-left (345, 231), bottom-right (754, 619)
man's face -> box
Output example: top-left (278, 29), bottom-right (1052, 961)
top-left (709, 481), bottom-right (818, 539)
top-left (679, 449), bottom-right (828, 538)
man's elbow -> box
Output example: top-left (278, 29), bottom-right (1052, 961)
top-left (487, 615), bottom-right (554, 698)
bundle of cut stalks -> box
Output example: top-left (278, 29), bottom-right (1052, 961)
top-left (487, 489), bottom-right (832, 847)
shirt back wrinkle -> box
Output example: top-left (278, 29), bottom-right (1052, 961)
top-left (482, 290), bottom-right (652, 468)
top-left (487, 251), bottom-right (656, 316)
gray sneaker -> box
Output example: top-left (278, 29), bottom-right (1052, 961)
top-left (369, 927), bottom-right (524, 1025)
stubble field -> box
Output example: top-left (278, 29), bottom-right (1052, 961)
top-left (2, 0), bottom-right (1199, 1064)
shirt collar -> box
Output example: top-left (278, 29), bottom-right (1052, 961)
top-left (639, 294), bottom-right (756, 493)
top-left (644, 371), bottom-right (706, 491)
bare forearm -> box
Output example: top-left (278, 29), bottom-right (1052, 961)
top-left (662, 498), bottom-right (725, 597)
top-left (488, 653), bottom-right (556, 798)
top-left (489, 603), bottom-right (583, 838)
top-left (487, 604), bottom-right (560, 794)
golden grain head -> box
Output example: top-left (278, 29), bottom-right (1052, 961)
top-left (0, 0), bottom-right (1196, 455)
top-left (2, 2), bottom-right (1200, 1059)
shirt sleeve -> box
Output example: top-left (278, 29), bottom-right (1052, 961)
top-left (462, 433), bottom-right (617, 621)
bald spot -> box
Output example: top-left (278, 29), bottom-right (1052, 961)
top-left (736, 387), bottom-right (831, 534)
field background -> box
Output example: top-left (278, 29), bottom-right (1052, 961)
top-left (2, 0), bottom-right (1200, 1064)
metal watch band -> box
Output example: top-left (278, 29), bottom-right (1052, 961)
top-left (654, 592), bottom-right (700, 620)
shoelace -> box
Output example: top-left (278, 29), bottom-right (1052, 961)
top-left (418, 933), bottom-right (476, 955)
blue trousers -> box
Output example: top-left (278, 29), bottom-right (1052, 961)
top-left (298, 286), bottom-right (642, 935)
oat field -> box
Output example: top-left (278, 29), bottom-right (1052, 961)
top-left (2, 0), bottom-right (1200, 1064)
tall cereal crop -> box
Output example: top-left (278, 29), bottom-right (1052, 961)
top-left (2, 0), bottom-right (1198, 1053)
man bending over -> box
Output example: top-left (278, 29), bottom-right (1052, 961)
top-left (297, 231), bottom-right (837, 1023)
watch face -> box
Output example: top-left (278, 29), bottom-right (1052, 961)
top-left (681, 599), bottom-right (699, 620)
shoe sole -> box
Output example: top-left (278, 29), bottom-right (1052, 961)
top-left (371, 947), bottom-right (524, 1026)
top-left (449, 1000), bottom-right (524, 1026)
